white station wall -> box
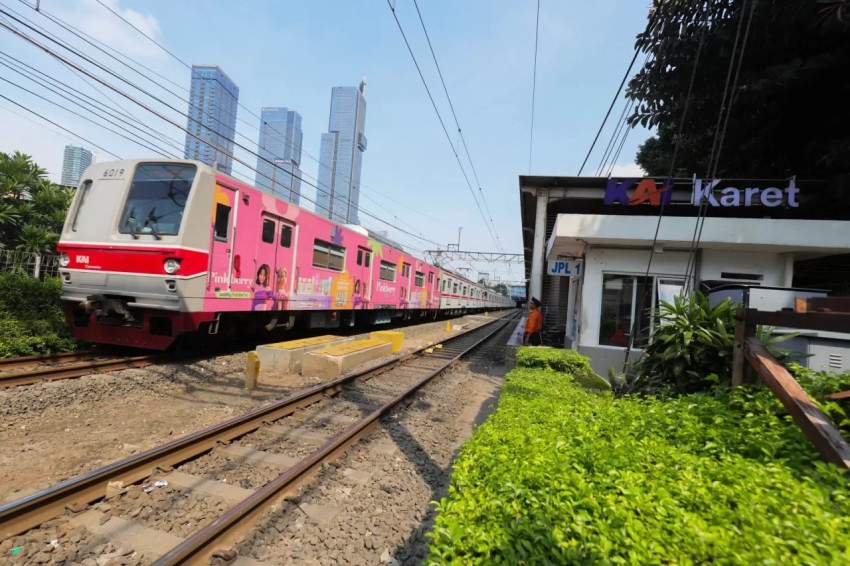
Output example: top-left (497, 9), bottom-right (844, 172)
top-left (578, 247), bottom-right (787, 349)
top-left (579, 249), bottom-right (689, 349)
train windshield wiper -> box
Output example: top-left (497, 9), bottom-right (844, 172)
top-left (124, 207), bottom-right (139, 240)
top-left (144, 208), bottom-right (162, 240)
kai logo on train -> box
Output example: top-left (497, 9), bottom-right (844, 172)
top-left (604, 178), bottom-right (801, 208)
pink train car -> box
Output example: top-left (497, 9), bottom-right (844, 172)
top-left (56, 160), bottom-right (512, 349)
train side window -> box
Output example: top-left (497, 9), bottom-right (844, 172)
top-left (214, 203), bottom-right (231, 241)
top-left (414, 271), bottom-right (424, 287)
top-left (71, 180), bottom-right (92, 231)
top-left (262, 219), bottom-right (275, 243)
top-left (365, 252), bottom-right (371, 267)
top-left (379, 260), bottom-right (396, 282)
top-left (280, 224), bottom-right (292, 248)
top-left (312, 239), bottom-right (345, 271)
top-left (357, 250), bottom-right (362, 266)
top-left (428, 272), bottom-right (434, 284)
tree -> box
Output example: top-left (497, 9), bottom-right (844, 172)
top-left (627, 0), bottom-right (850, 184)
top-left (0, 152), bottom-right (71, 253)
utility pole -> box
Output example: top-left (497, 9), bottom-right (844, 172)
top-left (457, 227), bottom-right (462, 249)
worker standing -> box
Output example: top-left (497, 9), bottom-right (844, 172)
top-left (523, 297), bottom-right (543, 346)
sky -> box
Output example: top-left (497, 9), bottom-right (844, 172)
top-left (0, 0), bottom-right (652, 284)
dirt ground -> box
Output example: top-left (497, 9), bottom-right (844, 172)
top-left (0, 313), bottom-right (514, 504)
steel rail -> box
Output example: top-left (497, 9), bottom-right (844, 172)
top-left (0, 312), bottom-right (517, 539)
top-left (0, 354), bottom-right (173, 389)
top-left (154, 312), bottom-right (518, 565)
top-left (0, 351), bottom-right (96, 371)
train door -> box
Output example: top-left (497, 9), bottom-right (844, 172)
top-left (400, 261), bottom-right (411, 308)
top-left (354, 246), bottom-right (372, 309)
top-left (254, 213), bottom-right (296, 312)
top-left (209, 184), bottom-right (237, 294)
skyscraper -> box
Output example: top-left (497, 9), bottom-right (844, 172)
top-left (184, 65), bottom-right (239, 174)
top-left (60, 145), bottom-right (93, 187)
top-left (255, 108), bottom-right (303, 205)
top-left (316, 79), bottom-right (368, 224)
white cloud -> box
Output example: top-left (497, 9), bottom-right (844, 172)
top-left (609, 163), bottom-right (646, 177)
top-left (60, 0), bottom-right (164, 60)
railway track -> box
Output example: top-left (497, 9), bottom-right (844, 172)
top-left (0, 311), bottom-right (519, 564)
top-left (0, 352), bottom-right (176, 389)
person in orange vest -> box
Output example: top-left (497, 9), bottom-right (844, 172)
top-left (523, 297), bottom-right (543, 346)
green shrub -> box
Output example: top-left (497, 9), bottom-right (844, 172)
top-left (0, 273), bottom-right (77, 357)
top-left (792, 364), bottom-right (850, 437)
top-left (516, 346), bottom-right (610, 390)
top-left (426, 367), bottom-right (850, 564)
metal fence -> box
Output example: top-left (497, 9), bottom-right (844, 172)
top-left (0, 250), bottom-right (60, 278)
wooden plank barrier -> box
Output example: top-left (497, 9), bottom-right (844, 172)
top-left (744, 337), bottom-right (850, 470)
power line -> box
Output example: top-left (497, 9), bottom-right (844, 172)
top-left (528, 0), bottom-right (540, 175)
top-left (577, 8), bottom-right (659, 176)
top-left (60, 0), bottom-right (457, 234)
top-left (410, 0), bottom-right (503, 252)
top-left (1, 6), bottom-right (445, 250)
top-left (385, 0), bottom-right (501, 251)
top-left (0, 91), bottom-right (120, 158)
top-left (0, 13), bottom-right (449, 250)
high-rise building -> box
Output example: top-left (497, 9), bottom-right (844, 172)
top-left (255, 108), bottom-right (303, 205)
top-left (60, 145), bottom-right (93, 187)
top-left (316, 79), bottom-right (368, 224)
top-left (184, 65), bottom-right (239, 174)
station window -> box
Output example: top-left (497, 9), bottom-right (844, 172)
top-left (214, 203), bottom-right (231, 241)
top-left (280, 224), bottom-right (293, 248)
top-left (312, 239), bottom-right (345, 271)
top-left (414, 271), bottom-right (424, 287)
top-left (379, 260), bottom-right (396, 282)
top-left (262, 219), bottom-right (275, 243)
top-left (598, 274), bottom-right (684, 348)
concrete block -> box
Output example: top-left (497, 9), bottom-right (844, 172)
top-left (256, 335), bottom-right (353, 374)
top-left (342, 468), bottom-right (373, 484)
top-left (302, 339), bottom-right (394, 379)
top-left (162, 470), bottom-right (254, 504)
top-left (370, 330), bottom-right (404, 352)
top-left (300, 503), bottom-right (340, 527)
top-left (69, 510), bottom-right (184, 559)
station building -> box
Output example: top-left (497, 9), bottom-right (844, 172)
top-left (519, 175), bottom-right (850, 376)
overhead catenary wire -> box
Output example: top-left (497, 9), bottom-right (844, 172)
top-left (410, 0), bottom-right (503, 252)
top-left (385, 0), bottom-right (502, 252)
top-left (620, 11), bottom-right (708, 375)
top-left (577, 8), bottom-right (659, 176)
top-left (53, 0), bottom-right (457, 233)
top-left (528, 0), bottom-right (540, 175)
top-left (0, 14), bottom-right (450, 249)
top-left (1, 5), bottom-right (446, 250)
top-left (0, 91), bottom-right (120, 159)
top-left (682, 0), bottom-right (757, 292)
top-left (0, 63), bottom-right (182, 158)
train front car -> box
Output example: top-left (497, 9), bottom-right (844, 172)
top-left (57, 160), bottom-right (215, 349)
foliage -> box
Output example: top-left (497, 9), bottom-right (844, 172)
top-left (631, 292), bottom-right (799, 394)
top-left (516, 346), bottom-right (609, 390)
top-left (426, 367), bottom-right (850, 564)
top-left (0, 151), bottom-right (72, 252)
top-left (632, 292), bottom-right (736, 393)
top-left (627, 1), bottom-right (850, 188)
top-left (0, 273), bottom-right (77, 357)
top-left (792, 364), bottom-right (850, 438)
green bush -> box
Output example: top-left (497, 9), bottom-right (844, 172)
top-left (516, 346), bottom-right (610, 390)
top-left (0, 273), bottom-right (77, 357)
top-left (793, 364), bottom-right (850, 437)
top-left (426, 368), bottom-right (850, 564)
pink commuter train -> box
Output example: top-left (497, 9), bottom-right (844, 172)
top-left (55, 159), bottom-right (513, 349)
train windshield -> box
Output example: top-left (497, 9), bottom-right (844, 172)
top-left (119, 164), bottom-right (195, 237)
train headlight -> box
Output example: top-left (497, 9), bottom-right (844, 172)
top-left (163, 258), bottom-right (181, 274)
top-left (59, 253), bottom-right (70, 267)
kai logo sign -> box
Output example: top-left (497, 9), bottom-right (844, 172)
top-left (605, 177), bottom-right (801, 208)
top-left (604, 178), bottom-right (673, 206)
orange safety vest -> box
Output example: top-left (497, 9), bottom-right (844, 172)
top-left (525, 309), bottom-right (542, 334)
